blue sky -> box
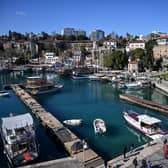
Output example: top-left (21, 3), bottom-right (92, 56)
top-left (1, 0), bottom-right (168, 36)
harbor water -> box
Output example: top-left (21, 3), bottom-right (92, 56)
top-left (1, 71), bottom-right (168, 167)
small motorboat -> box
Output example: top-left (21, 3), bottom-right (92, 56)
top-left (0, 90), bottom-right (9, 97)
top-left (63, 119), bottom-right (82, 126)
top-left (93, 118), bottom-right (106, 134)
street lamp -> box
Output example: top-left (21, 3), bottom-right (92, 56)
top-left (82, 139), bottom-right (88, 163)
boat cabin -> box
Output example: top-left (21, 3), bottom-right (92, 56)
top-left (138, 114), bottom-right (162, 134)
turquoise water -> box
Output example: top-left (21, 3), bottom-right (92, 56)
top-left (1, 72), bottom-right (168, 167)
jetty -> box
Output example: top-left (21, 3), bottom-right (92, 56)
top-left (107, 135), bottom-right (168, 168)
top-left (119, 94), bottom-right (168, 114)
top-left (11, 84), bottom-right (105, 168)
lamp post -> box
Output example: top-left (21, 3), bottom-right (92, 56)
top-left (82, 139), bottom-right (88, 163)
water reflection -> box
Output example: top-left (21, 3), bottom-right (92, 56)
top-left (126, 124), bottom-right (149, 143)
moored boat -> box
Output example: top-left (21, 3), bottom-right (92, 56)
top-left (93, 118), bottom-right (106, 134)
top-left (123, 110), bottom-right (167, 140)
top-left (0, 90), bottom-right (9, 97)
top-left (63, 119), bottom-right (82, 126)
top-left (26, 76), bottom-right (63, 95)
top-left (0, 113), bottom-right (39, 166)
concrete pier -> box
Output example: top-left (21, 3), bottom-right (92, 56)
top-left (11, 84), bottom-right (105, 168)
top-left (119, 94), bottom-right (168, 114)
top-left (107, 135), bottom-right (168, 168)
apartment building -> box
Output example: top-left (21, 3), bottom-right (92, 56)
top-left (90, 29), bottom-right (105, 41)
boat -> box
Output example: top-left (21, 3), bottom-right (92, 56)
top-left (72, 74), bottom-right (89, 80)
top-left (63, 119), bottom-right (82, 126)
top-left (93, 119), bottom-right (106, 134)
top-left (26, 76), bottom-right (63, 95)
top-left (0, 113), bottom-right (39, 166)
top-left (123, 110), bottom-right (167, 140)
top-left (88, 74), bottom-right (100, 81)
top-left (125, 81), bottom-right (142, 89)
top-left (0, 90), bottom-right (9, 97)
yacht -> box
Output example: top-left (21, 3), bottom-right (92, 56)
top-left (123, 110), bottom-right (167, 140)
top-left (93, 119), bottom-right (106, 134)
top-left (0, 113), bottom-right (39, 166)
top-left (26, 76), bottom-right (63, 95)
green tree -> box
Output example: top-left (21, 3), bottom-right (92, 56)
top-left (104, 50), bottom-right (125, 69)
top-left (129, 48), bottom-right (145, 61)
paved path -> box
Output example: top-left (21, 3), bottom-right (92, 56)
top-left (107, 136), bottom-right (168, 168)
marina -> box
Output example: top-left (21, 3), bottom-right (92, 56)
top-left (11, 84), bottom-right (105, 167)
top-left (1, 72), bottom-right (168, 167)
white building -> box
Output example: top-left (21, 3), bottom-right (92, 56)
top-left (128, 61), bottom-right (139, 72)
top-left (103, 40), bottom-right (117, 49)
top-left (43, 52), bottom-right (60, 64)
top-left (61, 28), bottom-right (86, 37)
top-left (126, 41), bottom-right (145, 52)
top-left (156, 36), bottom-right (168, 45)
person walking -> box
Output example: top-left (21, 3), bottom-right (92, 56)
top-left (163, 142), bottom-right (168, 159)
top-left (132, 157), bottom-right (138, 168)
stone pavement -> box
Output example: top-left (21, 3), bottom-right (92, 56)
top-left (107, 136), bottom-right (168, 168)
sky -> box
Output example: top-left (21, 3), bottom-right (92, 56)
top-left (1, 0), bottom-right (168, 36)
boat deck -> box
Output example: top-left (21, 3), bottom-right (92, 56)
top-left (11, 84), bottom-right (105, 168)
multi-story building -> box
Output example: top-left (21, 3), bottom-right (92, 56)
top-left (43, 52), bottom-right (60, 64)
top-left (61, 28), bottom-right (86, 37)
top-left (153, 45), bottom-right (168, 60)
top-left (126, 40), bottom-right (145, 52)
top-left (156, 36), bottom-right (168, 45)
top-left (90, 29), bottom-right (105, 41)
top-left (103, 40), bottom-right (117, 49)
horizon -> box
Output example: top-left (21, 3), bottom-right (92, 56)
top-left (1, 0), bottom-right (168, 36)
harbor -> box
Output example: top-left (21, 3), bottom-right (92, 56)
top-left (11, 84), bottom-right (105, 168)
top-left (1, 72), bottom-right (168, 167)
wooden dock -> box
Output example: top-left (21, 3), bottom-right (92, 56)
top-left (119, 94), bottom-right (168, 114)
top-left (11, 84), bottom-right (105, 168)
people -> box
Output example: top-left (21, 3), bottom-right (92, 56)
top-left (163, 142), bottom-right (168, 159)
top-left (132, 157), bottom-right (138, 168)
top-left (141, 159), bottom-right (147, 168)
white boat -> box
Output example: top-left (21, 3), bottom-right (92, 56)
top-left (26, 76), bottom-right (63, 95)
top-left (93, 118), bottom-right (106, 134)
top-left (0, 113), bottom-right (39, 166)
top-left (88, 74), bottom-right (100, 81)
top-left (123, 110), bottom-right (167, 140)
top-left (0, 90), bottom-right (9, 97)
top-left (63, 119), bottom-right (82, 126)
top-left (72, 74), bottom-right (89, 80)
top-left (125, 81), bottom-right (142, 89)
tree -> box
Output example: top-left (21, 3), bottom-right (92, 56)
top-left (103, 50), bottom-right (125, 69)
top-left (129, 48), bottom-right (145, 61)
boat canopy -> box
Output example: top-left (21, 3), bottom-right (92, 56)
top-left (1, 113), bottom-right (33, 130)
top-left (138, 114), bottom-right (161, 125)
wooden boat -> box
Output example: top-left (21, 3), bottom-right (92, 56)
top-left (0, 113), bottom-right (39, 166)
top-left (0, 90), bottom-right (9, 97)
top-left (123, 110), bottom-right (167, 140)
top-left (63, 119), bottom-right (82, 126)
top-left (26, 76), bottom-right (63, 95)
top-left (93, 118), bottom-right (106, 134)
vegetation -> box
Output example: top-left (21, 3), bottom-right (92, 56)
top-left (104, 50), bottom-right (125, 69)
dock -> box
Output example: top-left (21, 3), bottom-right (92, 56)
top-left (107, 136), bottom-right (168, 168)
top-left (119, 94), bottom-right (168, 114)
top-left (11, 84), bottom-right (105, 168)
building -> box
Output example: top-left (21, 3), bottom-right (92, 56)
top-left (103, 40), bottom-right (117, 49)
top-left (156, 36), bottom-right (168, 45)
top-left (128, 61), bottom-right (139, 72)
top-left (61, 28), bottom-right (86, 37)
top-left (153, 45), bottom-right (168, 60)
top-left (126, 40), bottom-right (145, 52)
top-left (90, 29), bottom-right (105, 41)
top-left (43, 52), bottom-right (60, 64)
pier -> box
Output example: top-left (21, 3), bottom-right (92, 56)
top-left (119, 94), bottom-right (168, 114)
top-left (11, 84), bottom-right (105, 168)
top-left (107, 136), bottom-right (168, 168)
